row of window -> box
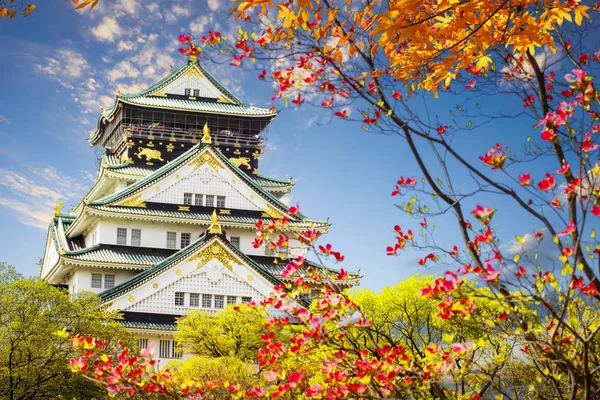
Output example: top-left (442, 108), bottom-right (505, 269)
top-left (174, 292), bottom-right (251, 308)
top-left (117, 228), bottom-right (141, 246)
top-left (184, 88), bottom-right (200, 97)
top-left (183, 193), bottom-right (226, 208)
top-left (116, 228), bottom-right (240, 249)
top-left (91, 273), bottom-right (115, 289)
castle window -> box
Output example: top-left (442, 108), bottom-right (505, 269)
top-left (131, 229), bottom-right (141, 246)
top-left (104, 274), bottom-right (115, 289)
top-left (194, 194), bottom-right (203, 206)
top-left (193, 89), bottom-right (200, 97)
top-left (205, 195), bottom-right (214, 207)
top-left (117, 228), bottom-right (127, 245)
top-left (227, 296), bottom-right (237, 305)
top-left (158, 340), bottom-right (175, 358)
top-left (138, 338), bottom-right (148, 350)
top-left (190, 293), bottom-right (200, 307)
top-left (202, 294), bottom-right (212, 308)
top-left (184, 88), bottom-right (191, 96)
top-left (216, 196), bottom-right (226, 208)
top-left (214, 295), bottom-right (225, 309)
top-left (173, 343), bottom-right (182, 359)
top-left (175, 292), bottom-right (185, 306)
top-left (230, 236), bottom-right (240, 249)
top-left (242, 296), bottom-right (252, 304)
top-left (91, 273), bottom-right (103, 289)
top-left (167, 232), bottom-right (177, 249)
top-left (181, 233), bottom-right (191, 248)
top-left (183, 193), bottom-right (193, 205)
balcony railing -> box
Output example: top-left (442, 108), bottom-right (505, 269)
top-left (105, 121), bottom-right (263, 151)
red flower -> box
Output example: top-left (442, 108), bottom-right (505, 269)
top-left (465, 79), bottom-right (476, 89)
top-left (479, 144), bottom-right (506, 169)
top-left (178, 34), bottom-right (191, 44)
top-left (292, 94), bottom-right (304, 105)
top-left (523, 94), bottom-right (535, 108)
top-left (557, 159), bottom-right (570, 174)
top-left (417, 253), bottom-right (436, 265)
top-left (258, 70), bottom-right (267, 80)
top-left (518, 173), bottom-right (531, 186)
top-left (470, 204), bottom-right (496, 225)
top-left (392, 90), bottom-right (402, 100)
top-left (515, 265), bottom-right (526, 277)
top-left (289, 204), bottom-right (300, 215)
top-left (437, 125), bottom-right (448, 135)
top-left (591, 205), bottom-right (600, 216)
top-left (537, 173), bottom-right (556, 191)
top-left (334, 109), bottom-right (349, 119)
top-left (557, 219), bottom-right (575, 237)
top-left (541, 130), bottom-right (557, 142)
top-left (321, 97), bottom-right (334, 107)
top-left (580, 132), bottom-right (600, 152)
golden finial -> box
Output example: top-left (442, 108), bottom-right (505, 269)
top-left (201, 122), bottom-right (212, 144)
top-left (209, 209), bottom-right (222, 234)
top-left (54, 201), bottom-right (64, 215)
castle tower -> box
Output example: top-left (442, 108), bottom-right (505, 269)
top-left (40, 59), bottom-right (355, 364)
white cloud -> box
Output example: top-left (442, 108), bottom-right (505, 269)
top-left (0, 115), bottom-right (9, 124)
top-left (91, 16), bottom-right (122, 42)
top-left (107, 60), bottom-right (140, 81)
top-left (145, 2), bottom-right (159, 13)
top-left (117, 40), bottom-right (136, 52)
top-left (116, 0), bottom-right (140, 15)
top-left (35, 49), bottom-right (91, 89)
top-left (190, 14), bottom-right (213, 33)
top-left (172, 4), bottom-right (190, 17)
top-left (0, 168), bottom-right (89, 230)
top-left (207, 0), bottom-right (221, 11)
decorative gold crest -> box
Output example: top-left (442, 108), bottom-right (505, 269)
top-left (118, 194), bottom-right (147, 208)
top-left (262, 205), bottom-right (284, 219)
top-left (190, 151), bottom-right (222, 172)
top-left (187, 240), bottom-right (238, 271)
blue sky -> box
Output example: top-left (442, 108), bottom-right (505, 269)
top-left (0, 0), bottom-right (580, 289)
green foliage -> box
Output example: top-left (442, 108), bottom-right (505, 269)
top-left (0, 275), bottom-right (133, 400)
top-left (170, 356), bottom-right (260, 397)
top-left (175, 305), bottom-right (265, 361)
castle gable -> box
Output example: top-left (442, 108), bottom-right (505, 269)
top-left (157, 65), bottom-right (229, 101)
top-left (104, 237), bottom-right (280, 314)
top-left (101, 146), bottom-right (293, 218)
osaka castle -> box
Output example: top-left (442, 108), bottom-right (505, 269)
top-left (40, 58), bottom-right (355, 364)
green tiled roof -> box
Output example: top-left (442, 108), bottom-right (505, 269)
top-left (118, 97), bottom-right (275, 116)
top-left (121, 60), bottom-right (244, 106)
top-left (119, 320), bottom-right (176, 331)
top-left (253, 174), bottom-right (293, 188)
top-left (251, 258), bottom-right (353, 279)
top-left (64, 245), bottom-right (174, 266)
top-left (88, 205), bottom-right (325, 228)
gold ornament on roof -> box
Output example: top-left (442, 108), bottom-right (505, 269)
top-left (187, 240), bottom-right (238, 271)
top-left (54, 201), bottom-right (64, 215)
top-left (209, 209), bottom-right (222, 234)
top-left (201, 122), bottom-right (212, 144)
